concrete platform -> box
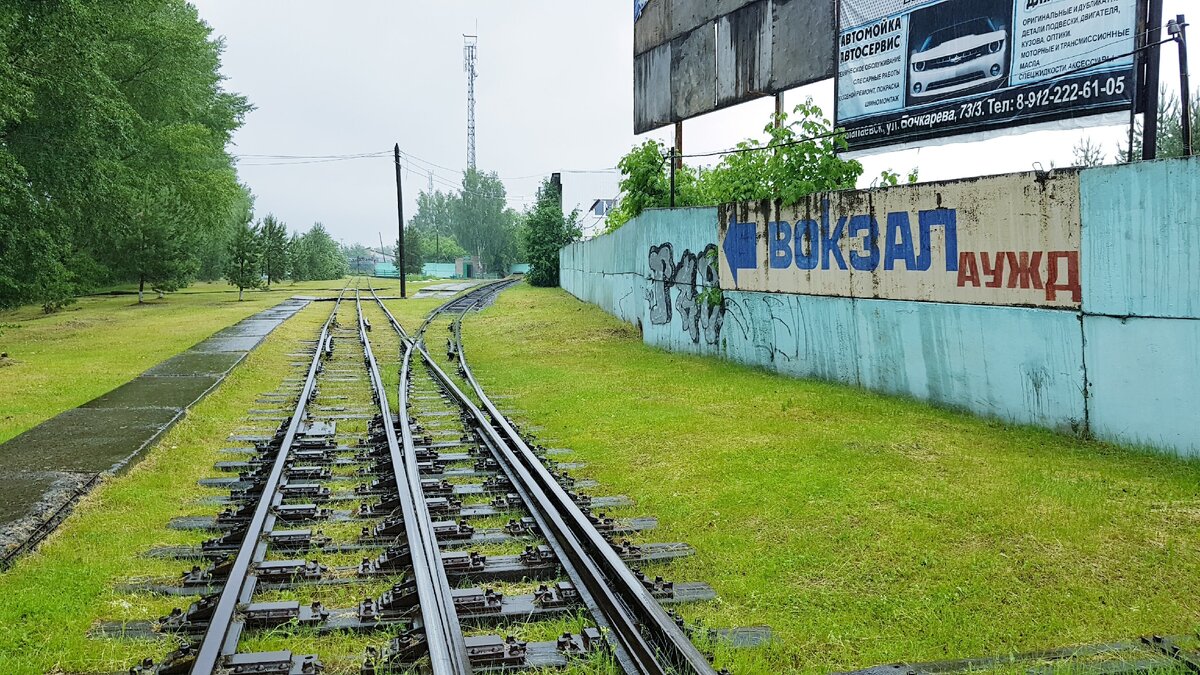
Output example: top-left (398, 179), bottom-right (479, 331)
top-left (413, 281), bottom-right (482, 298)
top-left (0, 297), bottom-right (311, 565)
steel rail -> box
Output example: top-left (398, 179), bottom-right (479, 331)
top-left (443, 303), bottom-right (713, 674)
top-left (354, 290), bottom-right (472, 675)
top-left (372, 279), bottom-right (717, 674)
top-left (189, 287), bottom-right (347, 674)
top-left (369, 278), bottom-right (715, 667)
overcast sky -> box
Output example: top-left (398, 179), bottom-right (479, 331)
top-left (191, 0), bottom-right (1196, 246)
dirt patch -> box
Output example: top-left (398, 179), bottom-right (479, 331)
top-left (0, 470), bottom-right (99, 560)
top-left (0, 356), bottom-right (16, 368)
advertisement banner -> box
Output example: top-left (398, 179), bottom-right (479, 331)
top-left (717, 171), bottom-right (1082, 308)
top-left (835, 0), bottom-right (1138, 150)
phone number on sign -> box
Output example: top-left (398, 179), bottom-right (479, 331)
top-left (1015, 75), bottom-right (1127, 109)
top-left (956, 75), bottom-right (1128, 118)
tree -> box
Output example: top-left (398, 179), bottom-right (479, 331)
top-left (0, 0), bottom-right (251, 310)
top-left (451, 169), bottom-right (520, 275)
top-left (260, 214), bottom-right (289, 287)
top-left (522, 178), bottom-right (581, 287)
top-left (290, 223), bottom-right (347, 281)
top-left (604, 140), bottom-right (696, 232)
top-left (695, 100), bottom-right (862, 204)
top-left (396, 229), bottom-right (424, 276)
top-left (605, 100), bottom-right (864, 233)
top-left (225, 217), bottom-right (262, 301)
top-left (108, 185), bottom-right (204, 303)
top-left (1072, 137), bottom-right (1107, 167)
top-left (286, 233), bottom-right (304, 281)
top-left (1121, 89), bottom-right (1200, 160)
top-left (409, 190), bottom-right (457, 261)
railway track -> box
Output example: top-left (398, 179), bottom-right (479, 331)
top-left (123, 279), bottom-right (735, 675)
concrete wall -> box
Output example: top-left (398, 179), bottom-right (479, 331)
top-left (560, 157), bottom-right (1200, 457)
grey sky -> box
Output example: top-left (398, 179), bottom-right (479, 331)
top-left (192, 1), bottom-right (1196, 246)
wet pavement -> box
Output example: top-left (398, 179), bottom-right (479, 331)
top-left (413, 281), bottom-right (482, 298)
top-left (0, 298), bottom-right (311, 562)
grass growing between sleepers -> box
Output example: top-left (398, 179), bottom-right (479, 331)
top-left (460, 283), bottom-right (1200, 675)
top-left (0, 302), bottom-right (330, 674)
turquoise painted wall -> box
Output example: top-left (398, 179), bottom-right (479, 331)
top-left (560, 157), bottom-right (1200, 457)
top-left (423, 262), bottom-right (457, 278)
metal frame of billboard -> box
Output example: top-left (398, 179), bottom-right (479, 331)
top-left (633, 0), bottom-right (837, 134)
top-left (832, 0), bottom-right (1148, 151)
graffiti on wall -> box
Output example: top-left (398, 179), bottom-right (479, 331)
top-left (717, 170), bottom-right (1083, 308)
top-left (646, 242), bottom-right (725, 345)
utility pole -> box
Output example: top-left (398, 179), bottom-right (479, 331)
top-left (464, 35), bottom-right (478, 170)
top-left (1169, 14), bottom-right (1191, 156)
top-left (1142, 0), bottom-right (1165, 160)
top-left (393, 143), bottom-right (406, 298)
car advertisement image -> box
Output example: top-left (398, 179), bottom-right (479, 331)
top-left (836, 0), bottom-right (1136, 150)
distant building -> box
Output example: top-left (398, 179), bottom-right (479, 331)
top-left (589, 199), bottom-right (617, 217)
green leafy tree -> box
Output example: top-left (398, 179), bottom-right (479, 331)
top-left (425, 234), bottom-right (467, 264)
top-left (522, 178), bottom-right (581, 287)
top-left (290, 223), bottom-right (347, 281)
top-left (225, 217), bottom-right (262, 301)
top-left (108, 185), bottom-right (204, 303)
top-left (285, 233), bottom-right (304, 281)
top-left (451, 169), bottom-right (520, 275)
top-left (698, 100), bottom-right (862, 204)
top-left (409, 190), bottom-right (459, 262)
top-left (605, 100), bottom-right (864, 233)
top-left (604, 140), bottom-right (700, 232)
top-left (395, 229), bottom-right (424, 276)
top-left (1120, 89), bottom-right (1200, 160)
top-left (260, 214), bottom-right (289, 287)
top-left (0, 0), bottom-right (251, 310)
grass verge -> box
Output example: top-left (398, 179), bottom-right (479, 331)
top-left (460, 283), bottom-right (1200, 674)
top-left (0, 302), bottom-right (329, 674)
top-left (0, 279), bottom-right (344, 445)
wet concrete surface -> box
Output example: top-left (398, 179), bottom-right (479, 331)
top-left (0, 297), bottom-right (311, 561)
top-left (413, 281), bottom-right (482, 298)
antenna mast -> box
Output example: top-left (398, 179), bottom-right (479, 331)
top-left (463, 34), bottom-right (478, 170)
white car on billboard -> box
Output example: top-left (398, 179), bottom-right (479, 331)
top-left (909, 17), bottom-right (1007, 99)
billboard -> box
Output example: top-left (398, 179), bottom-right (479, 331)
top-left (835, 0), bottom-right (1138, 150)
top-left (634, 0), bottom-right (837, 134)
top-left (716, 170), bottom-right (1082, 308)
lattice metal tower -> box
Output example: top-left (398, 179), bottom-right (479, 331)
top-left (463, 35), bottom-right (478, 170)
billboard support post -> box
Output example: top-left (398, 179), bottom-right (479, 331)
top-left (1143, 0), bottom-right (1165, 160)
top-left (1170, 15), bottom-right (1191, 156)
top-left (775, 93), bottom-right (784, 127)
top-left (673, 122), bottom-right (683, 171)
top-left (1129, 0), bottom-right (1147, 162)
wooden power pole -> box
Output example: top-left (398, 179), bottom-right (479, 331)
top-left (394, 143), bottom-right (406, 298)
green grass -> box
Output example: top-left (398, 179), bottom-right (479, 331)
top-left (0, 279), bottom-right (346, 445)
top-left (0, 301), bottom-right (331, 674)
top-left (460, 284), bottom-right (1200, 674)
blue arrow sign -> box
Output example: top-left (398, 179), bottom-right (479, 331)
top-left (723, 219), bottom-right (757, 285)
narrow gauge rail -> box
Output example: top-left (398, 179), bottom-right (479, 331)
top-left (366, 279), bottom-right (719, 675)
top-left (135, 287), bottom-right (348, 674)
top-left (129, 279), bottom-right (719, 674)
